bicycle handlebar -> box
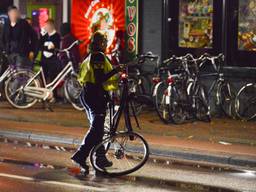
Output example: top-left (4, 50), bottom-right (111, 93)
top-left (55, 40), bottom-right (83, 53)
top-left (137, 52), bottom-right (159, 60)
top-left (163, 53), bottom-right (194, 64)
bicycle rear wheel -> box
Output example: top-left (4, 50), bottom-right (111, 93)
top-left (90, 132), bottom-right (149, 176)
top-left (64, 76), bottom-right (83, 111)
top-left (217, 82), bottom-right (236, 118)
top-left (5, 71), bottom-right (39, 109)
top-left (153, 82), bottom-right (171, 124)
top-left (235, 83), bottom-right (256, 121)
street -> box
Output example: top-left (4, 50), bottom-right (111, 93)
top-left (0, 138), bottom-right (256, 192)
top-left (1, 0), bottom-right (256, 191)
top-left (0, 103), bottom-right (256, 191)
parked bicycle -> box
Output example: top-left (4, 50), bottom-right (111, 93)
top-left (126, 52), bottom-right (159, 115)
top-left (111, 51), bottom-right (159, 115)
top-left (0, 51), bottom-right (35, 100)
top-left (153, 54), bottom-right (196, 124)
top-left (168, 55), bottom-right (210, 124)
top-left (5, 40), bottom-right (83, 110)
top-left (153, 53), bottom-right (236, 124)
top-left (90, 66), bottom-right (149, 176)
top-left (200, 54), bottom-right (236, 118)
top-left (235, 81), bottom-right (256, 121)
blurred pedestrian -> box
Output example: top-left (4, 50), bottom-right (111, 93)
top-left (2, 6), bottom-right (36, 69)
top-left (40, 19), bottom-right (61, 82)
top-left (26, 17), bottom-right (39, 58)
top-left (39, 19), bottom-right (61, 102)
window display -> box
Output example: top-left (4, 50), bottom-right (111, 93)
top-left (178, 0), bottom-right (213, 49)
top-left (238, 0), bottom-right (256, 52)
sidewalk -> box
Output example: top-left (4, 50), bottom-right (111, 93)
top-left (0, 102), bottom-right (256, 167)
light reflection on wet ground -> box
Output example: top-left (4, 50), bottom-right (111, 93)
top-left (0, 138), bottom-right (255, 192)
top-left (0, 157), bottom-right (243, 192)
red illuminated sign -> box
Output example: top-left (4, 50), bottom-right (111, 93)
top-left (71, 0), bottom-right (125, 56)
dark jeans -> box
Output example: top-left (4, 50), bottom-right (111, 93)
top-left (41, 57), bottom-right (61, 100)
top-left (41, 57), bottom-right (61, 83)
top-left (8, 53), bottom-right (32, 70)
top-left (73, 85), bottom-right (108, 162)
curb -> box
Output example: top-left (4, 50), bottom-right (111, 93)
top-left (0, 130), bottom-right (256, 168)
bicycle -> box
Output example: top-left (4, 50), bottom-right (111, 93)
top-left (200, 54), bottom-right (236, 118)
top-left (235, 82), bottom-right (256, 121)
top-left (111, 51), bottom-right (159, 116)
top-left (90, 66), bottom-right (149, 176)
top-left (5, 40), bottom-right (83, 110)
top-left (170, 55), bottom-right (211, 124)
top-left (153, 54), bottom-right (211, 124)
top-left (126, 52), bottom-right (159, 115)
top-left (0, 51), bottom-right (35, 100)
top-left (152, 54), bottom-right (194, 124)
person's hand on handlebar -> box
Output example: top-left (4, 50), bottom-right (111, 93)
top-left (116, 64), bottom-right (126, 72)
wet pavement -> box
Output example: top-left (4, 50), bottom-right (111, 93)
top-left (1, 102), bottom-right (256, 168)
top-left (0, 101), bottom-right (255, 146)
top-left (0, 138), bottom-right (256, 192)
top-left (0, 102), bottom-right (256, 191)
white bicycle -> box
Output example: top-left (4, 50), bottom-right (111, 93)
top-left (0, 51), bottom-right (35, 100)
top-left (5, 40), bottom-right (83, 110)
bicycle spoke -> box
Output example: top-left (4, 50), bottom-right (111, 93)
top-left (90, 132), bottom-right (149, 176)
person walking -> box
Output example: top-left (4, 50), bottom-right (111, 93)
top-left (2, 6), bottom-right (37, 68)
top-left (71, 31), bottom-right (123, 175)
top-left (40, 19), bottom-right (61, 83)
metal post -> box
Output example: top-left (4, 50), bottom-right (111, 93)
top-left (62, 0), bottom-right (68, 23)
top-left (161, 0), bottom-right (168, 61)
top-left (221, 0), bottom-right (228, 66)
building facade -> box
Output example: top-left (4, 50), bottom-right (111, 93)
top-left (2, 0), bottom-right (256, 71)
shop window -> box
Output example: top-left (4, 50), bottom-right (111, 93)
top-left (178, 0), bottom-right (213, 49)
top-left (238, 0), bottom-right (256, 52)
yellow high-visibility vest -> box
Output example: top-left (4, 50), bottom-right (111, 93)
top-left (78, 53), bottom-right (118, 91)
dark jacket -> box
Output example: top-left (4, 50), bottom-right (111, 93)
top-left (29, 26), bottom-right (39, 57)
top-left (59, 33), bottom-right (81, 68)
top-left (40, 31), bottom-right (61, 60)
top-left (0, 24), bottom-right (4, 51)
top-left (2, 19), bottom-right (36, 57)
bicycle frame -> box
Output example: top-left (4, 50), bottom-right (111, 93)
top-left (23, 61), bottom-right (75, 101)
top-left (0, 66), bottom-right (13, 84)
top-left (108, 73), bottom-right (140, 135)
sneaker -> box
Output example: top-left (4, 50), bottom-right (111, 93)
top-left (96, 157), bottom-right (113, 169)
top-left (71, 155), bottom-right (89, 175)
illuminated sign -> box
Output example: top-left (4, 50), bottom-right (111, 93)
top-left (125, 0), bottom-right (139, 60)
top-left (71, 0), bottom-right (125, 56)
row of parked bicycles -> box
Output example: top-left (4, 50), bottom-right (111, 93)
top-left (123, 52), bottom-right (256, 123)
top-left (0, 41), bottom-right (255, 122)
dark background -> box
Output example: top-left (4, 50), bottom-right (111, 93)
top-left (0, 0), bottom-right (13, 14)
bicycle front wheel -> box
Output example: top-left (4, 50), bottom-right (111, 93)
top-left (90, 132), bottom-right (149, 176)
top-left (195, 85), bottom-right (211, 122)
top-left (235, 83), bottom-right (256, 121)
top-left (64, 76), bottom-right (84, 111)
